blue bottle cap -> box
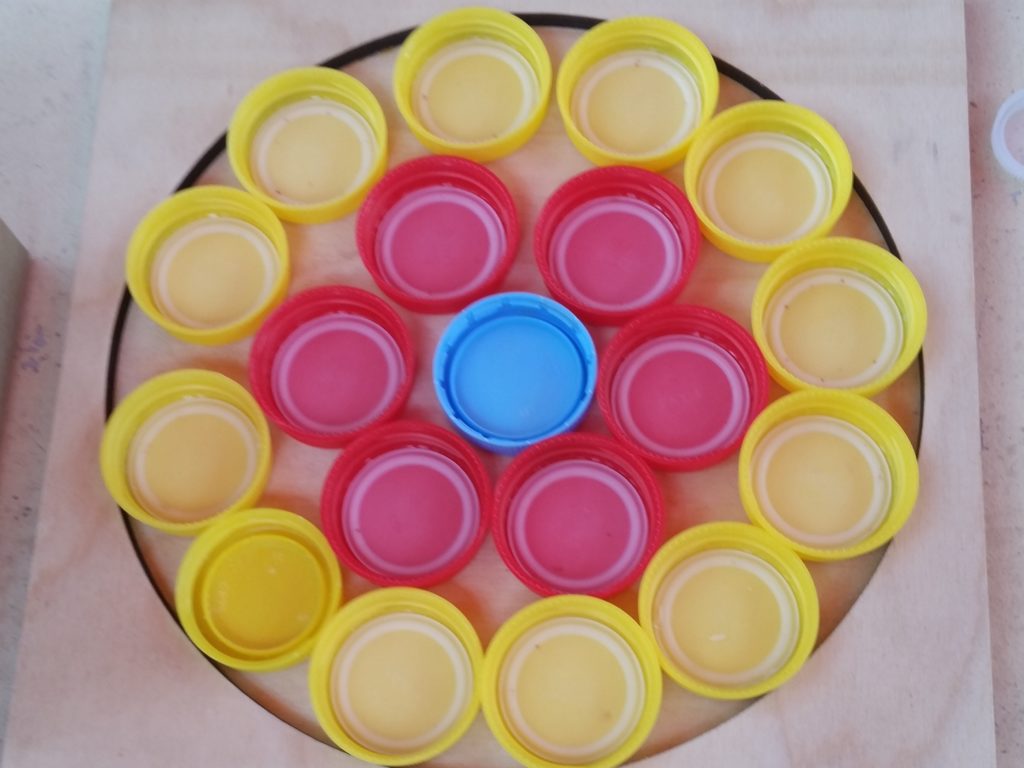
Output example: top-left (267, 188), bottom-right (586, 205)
top-left (433, 292), bottom-right (597, 454)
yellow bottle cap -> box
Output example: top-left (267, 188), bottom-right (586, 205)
top-left (738, 390), bottom-right (919, 561)
top-left (227, 67), bottom-right (387, 223)
top-left (683, 101), bottom-right (853, 261)
top-left (125, 186), bottom-right (289, 345)
top-left (393, 8), bottom-right (551, 162)
top-left (100, 369), bottom-right (271, 536)
top-left (308, 588), bottom-right (482, 766)
top-left (750, 236), bottom-right (927, 396)
top-left (557, 17), bottom-right (718, 171)
top-left (175, 507), bottom-right (341, 671)
top-left (638, 521), bottom-right (819, 700)
top-left (480, 595), bottom-right (662, 768)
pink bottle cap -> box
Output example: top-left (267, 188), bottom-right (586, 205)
top-left (598, 305), bottom-right (769, 470)
top-left (357, 155), bottom-right (519, 314)
top-left (321, 420), bottom-right (491, 586)
top-left (534, 166), bottom-right (699, 325)
top-left (493, 432), bottom-right (664, 597)
top-left (249, 286), bottom-right (415, 447)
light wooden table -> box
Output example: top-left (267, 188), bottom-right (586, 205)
top-left (1, 0), bottom-right (1019, 765)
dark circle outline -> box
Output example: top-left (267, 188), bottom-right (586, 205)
top-left (102, 11), bottom-right (926, 757)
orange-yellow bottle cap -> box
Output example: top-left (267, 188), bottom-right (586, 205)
top-left (308, 588), bottom-right (482, 766)
top-left (683, 101), bottom-right (852, 262)
top-left (125, 185), bottom-right (289, 345)
top-left (480, 594), bottom-right (662, 768)
top-left (738, 389), bottom-right (919, 560)
top-left (393, 8), bottom-right (551, 162)
top-left (100, 369), bottom-right (271, 536)
top-left (557, 16), bottom-right (718, 170)
top-left (175, 507), bottom-right (341, 671)
top-left (227, 67), bottom-right (387, 223)
top-left (638, 521), bottom-right (819, 699)
top-left (750, 237), bottom-right (927, 396)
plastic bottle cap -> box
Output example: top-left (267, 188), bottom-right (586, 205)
top-left (556, 17), bottom-right (719, 170)
top-left (614, 335), bottom-right (750, 459)
top-left (125, 186), bottom-right (290, 345)
top-left (227, 67), bottom-right (388, 223)
top-left (738, 390), bottom-right (919, 561)
top-left (753, 416), bottom-right (891, 547)
top-left (573, 52), bottom-right (700, 155)
top-left (503, 617), bottom-right (643, 762)
top-left (493, 433), bottom-right (664, 597)
top-left (321, 420), bottom-right (491, 587)
top-left (100, 369), bottom-right (271, 536)
top-left (174, 508), bottom-right (341, 671)
top-left (700, 133), bottom-right (832, 244)
top-left (637, 522), bottom-right (819, 700)
top-left (480, 595), bottom-right (662, 768)
top-left (433, 293), bottom-right (597, 455)
top-left (534, 166), bottom-right (700, 325)
top-left (127, 397), bottom-right (259, 524)
top-left (765, 269), bottom-right (902, 387)
top-left (357, 155), bottom-right (519, 313)
top-left (683, 101), bottom-right (853, 262)
top-left (393, 8), bottom-right (552, 162)
top-left (655, 548), bottom-right (799, 687)
top-left (414, 40), bottom-right (537, 140)
top-left (991, 89), bottom-right (1024, 179)
top-left (151, 219), bottom-right (276, 325)
top-left (249, 286), bottom-right (415, 448)
top-left (309, 588), bottom-right (483, 767)
top-left (251, 99), bottom-right (375, 204)
top-left (598, 305), bottom-right (768, 470)
top-left (331, 613), bottom-right (473, 753)
top-left (272, 314), bottom-right (404, 433)
top-left (751, 237), bottom-right (928, 396)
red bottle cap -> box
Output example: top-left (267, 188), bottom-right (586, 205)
top-left (493, 432), bottom-right (664, 597)
top-left (321, 420), bottom-right (491, 586)
top-left (598, 304), bottom-right (768, 470)
top-left (357, 155), bottom-right (519, 314)
top-left (534, 166), bottom-right (699, 325)
top-left (249, 286), bottom-right (415, 447)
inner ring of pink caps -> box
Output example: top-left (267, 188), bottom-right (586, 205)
top-left (376, 186), bottom-right (505, 301)
top-left (508, 458), bottom-right (648, 593)
top-left (271, 313), bottom-right (404, 435)
top-left (342, 445), bottom-right (480, 578)
top-left (550, 195), bottom-right (683, 313)
top-left (612, 334), bottom-right (751, 459)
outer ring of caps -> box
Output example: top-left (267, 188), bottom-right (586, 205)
top-left (749, 236), bottom-right (927, 397)
top-left (99, 368), bottom-right (272, 536)
top-left (125, 186), bottom-right (290, 345)
top-left (174, 507), bottom-right (342, 671)
top-left (392, 7), bottom-right (552, 162)
top-left (308, 587), bottom-right (483, 766)
top-left (555, 16), bottom-right (719, 171)
top-left (479, 594), bottom-right (663, 768)
top-left (226, 66), bottom-right (388, 223)
top-left (637, 521), bottom-right (819, 700)
top-left (737, 389), bottom-right (919, 561)
top-left (682, 100), bottom-right (853, 262)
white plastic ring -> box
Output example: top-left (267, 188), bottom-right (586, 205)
top-left (991, 89), bottom-right (1024, 180)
